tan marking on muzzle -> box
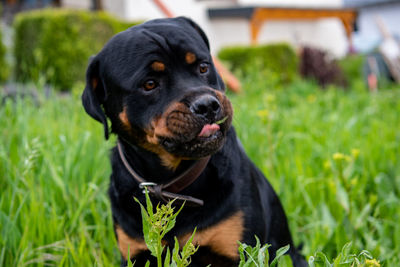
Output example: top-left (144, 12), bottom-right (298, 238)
top-left (178, 211), bottom-right (244, 259)
top-left (146, 102), bottom-right (189, 144)
top-left (143, 102), bottom-right (192, 170)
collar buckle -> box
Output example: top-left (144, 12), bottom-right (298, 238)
top-left (139, 182), bottom-right (158, 194)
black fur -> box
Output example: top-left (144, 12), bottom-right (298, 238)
top-left (82, 17), bottom-right (307, 267)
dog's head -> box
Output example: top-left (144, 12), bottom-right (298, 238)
top-left (82, 17), bottom-right (233, 169)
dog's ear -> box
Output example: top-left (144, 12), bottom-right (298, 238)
top-left (82, 56), bottom-right (109, 139)
top-left (179, 17), bottom-right (210, 51)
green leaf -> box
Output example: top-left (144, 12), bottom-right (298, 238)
top-left (162, 200), bottom-right (184, 239)
top-left (279, 255), bottom-right (294, 267)
top-left (135, 197), bottom-right (155, 255)
top-left (270, 244), bottom-right (290, 267)
top-left (164, 247), bottom-right (171, 267)
top-left (215, 116), bottom-right (228, 125)
top-left (308, 256), bottom-right (316, 267)
top-left (238, 241), bottom-right (248, 267)
top-left (333, 242), bottom-right (353, 265)
top-left (309, 252), bottom-right (332, 267)
top-left (179, 229), bottom-right (198, 266)
top-left (126, 245), bottom-right (134, 267)
top-left (336, 181), bottom-right (350, 213)
top-left (182, 228), bottom-right (197, 253)
top-left (144, 187), bottom-right (154, 217)
top-left (172, 236), bottom-right (181, 265)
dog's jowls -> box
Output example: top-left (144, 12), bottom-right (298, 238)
top-left (82, 17), bottom-right (307, 267)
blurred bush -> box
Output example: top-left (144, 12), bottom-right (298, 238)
top-left (13, 9), bottom-right (138, 90)
top-left (0, 5), bottom-right (10, 83)
top-left (299, 46), bottom-right (347, 88)
top-left (218, 43), bottom-right (298, 84)
top-left (338, 54), bottom-right (364, 83)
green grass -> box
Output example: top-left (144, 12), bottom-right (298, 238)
top-left (1, 76), bottom-right (399, 266)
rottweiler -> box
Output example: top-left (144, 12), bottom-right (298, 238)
top-left (82, 17), bottom-right (307, 267)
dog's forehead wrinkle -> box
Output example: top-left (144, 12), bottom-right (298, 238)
top-left (142, 22), bottom-right (207, 56)
top-left (141, 29), bottom-right (172, 55)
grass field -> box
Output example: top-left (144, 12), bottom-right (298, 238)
top-left (1, 75), bottom-right (399, 266)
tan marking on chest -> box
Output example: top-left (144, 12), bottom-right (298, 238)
top-left (178, 211), bottom-right (244, 259)
top-left (115, 225), bottom-right (148, 259)
top-left (185, 52), bottom-right (196, 64)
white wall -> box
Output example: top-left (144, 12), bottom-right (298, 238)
top-left (103, 0), bottom-right (126, 19)
top-left (257, 18), bottom-right (347, 57)
top-left (208, 17), bottom-right (348, 57)
top-left (61, 0), bottom-right (91, 9)
top-left (125, 0), bottom-right (164, 21)
top-left (208, 18), bottom-right (251, 54)
top-left (353, 3), bottom-right (400, 52)
top-left (238, 0), bottom-right (343, 8)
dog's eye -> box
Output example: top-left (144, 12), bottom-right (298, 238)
top-left (199, 63), bottom-right (209, 74)
top-left (143, 80), bottom-right (157, 91)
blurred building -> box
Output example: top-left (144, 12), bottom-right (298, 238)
top-left (56, 0), bottom-right (357, 57)
top-left (344, 0), bottom-right (400, 52)
top-left (7, 0), bottom-right (396, 57)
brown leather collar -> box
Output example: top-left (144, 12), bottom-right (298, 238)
top-left (117, 140), bottom-right (210, 206)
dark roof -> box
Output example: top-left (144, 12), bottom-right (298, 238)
top-left (208, 7), bottom-right (255, 19)
top-left (344, 0), bottom-right (400, 7)
top-left (208, 6), bottom-right (356, 19)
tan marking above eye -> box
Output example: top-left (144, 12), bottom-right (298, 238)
top-left (185, 52), bottom-right (196, 64)
top-left (151, 61), bottom-right (166, 72)
top-left (178, 211), bottom-right (244, 259)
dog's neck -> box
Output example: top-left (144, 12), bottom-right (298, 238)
top-left (117, 139), bottom-right (195, 185)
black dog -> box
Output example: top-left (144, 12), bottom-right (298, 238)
top-left (82, 17), bottom-right (307, 267)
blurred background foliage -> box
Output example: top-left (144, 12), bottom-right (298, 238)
top-left (0, 4), bottom-right (10, 83)
top-left (12, 9), bottom-right (138, 90)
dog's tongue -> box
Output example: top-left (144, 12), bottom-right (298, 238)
top-left (198, 123), bottom-right (220, 137)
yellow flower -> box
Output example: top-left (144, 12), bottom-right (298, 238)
top-left (256, 109), bottom-right (269, 119)
top-left (323, 160), bottom-right (331, 170)
top-left (351, 148), bottom-right (360, 159)
top-left (264, 94), bottom-right (276, 103)
top-left (328, 180), bottom-right (336, 192)
top-left (369, 194), bottom-right (378, 206)
top-left (307, 94), bottom-right (316, 103)
top-left (365, 259), bottom-right (380, 267)
top-left (333, 152), bottom-right (346, 161)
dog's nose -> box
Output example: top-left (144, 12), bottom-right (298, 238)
top-left (191, 95), bottom-right (221, 120)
